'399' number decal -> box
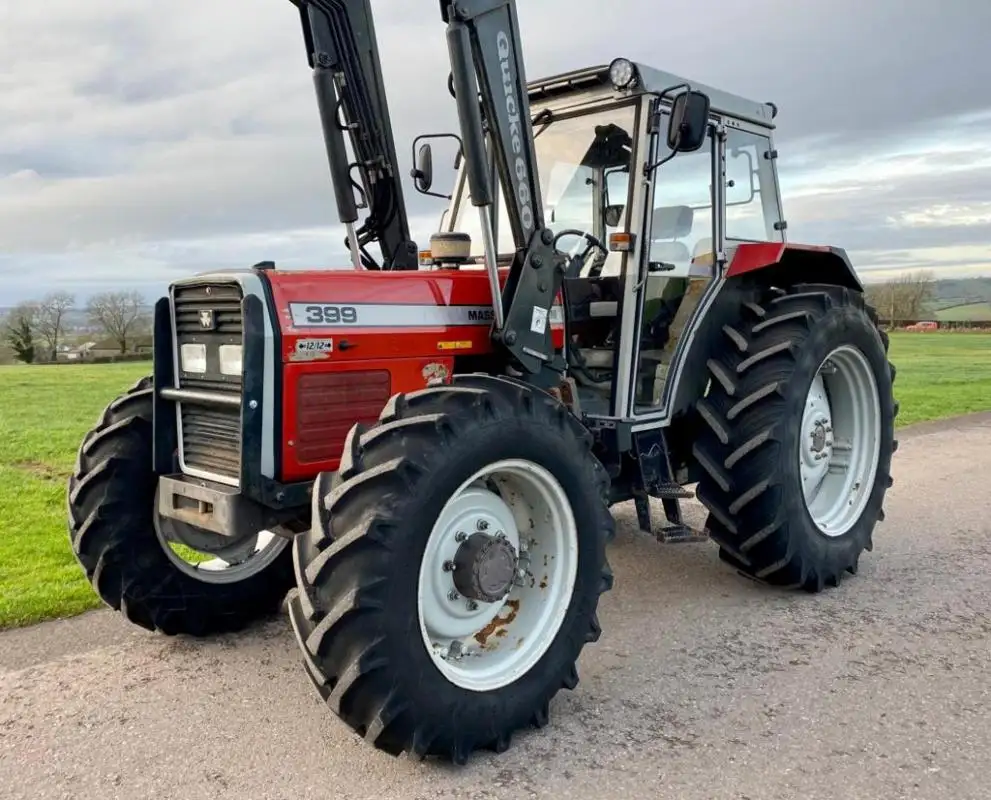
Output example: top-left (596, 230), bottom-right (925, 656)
top-left (302, 304), bottom-right (358, 325)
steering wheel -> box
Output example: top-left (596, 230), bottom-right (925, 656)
top-left (551, 229), bottom-right (609, 277)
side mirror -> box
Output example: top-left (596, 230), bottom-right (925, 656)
top-left (604, 204), bottom-right (624, 228)
top-left (667, 90), bottom-right (710, 153)
top-left (410, 133), bottom-right (462, 199)
top-left (412, 143), bottom-right (434, 193)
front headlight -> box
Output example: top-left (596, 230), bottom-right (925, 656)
top-left (218, 344), bottom-right (243, 376)
top-left (180, 343), bottom-right (207, 373)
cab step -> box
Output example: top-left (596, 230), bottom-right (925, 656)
top-left (655, 524), bottom-right (710, 544)
top-left (650, 482), bottom-right (695, 500)
top-left (633, 492), bottom-right (708, 544)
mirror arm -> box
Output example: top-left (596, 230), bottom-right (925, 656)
top-left (410, 172), bottom-right (453, 200)
top-left (643, 144), bottom-right (681, 176)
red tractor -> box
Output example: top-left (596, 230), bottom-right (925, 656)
top-left (67, 0), bottom-right (898, 764)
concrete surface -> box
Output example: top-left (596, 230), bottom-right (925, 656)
top-left (1, 415), bottom-right (989, 800)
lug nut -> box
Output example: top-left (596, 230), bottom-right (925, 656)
top-left (443, 560), bottom-right (455, 572)
top-left (448, 590), bottom-right (459, 601)
top-left (466, 600), bottom-right (478, 611)
top-left (476, 520), bottom-right (489, 531)
top-left (455, 531), bottom-right (467, 542)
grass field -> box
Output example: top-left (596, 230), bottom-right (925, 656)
top-left (1, 331), bottom-right (990, 630)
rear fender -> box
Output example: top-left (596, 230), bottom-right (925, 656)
top-left (724, 242), bottom-right (864, 291)
top-left (666, 242), bottom-right (862, 421)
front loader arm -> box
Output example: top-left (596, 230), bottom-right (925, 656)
top-left (441, 0), bottom-right (566, 383)
top-left (291, 0), bottom-right (418, 270)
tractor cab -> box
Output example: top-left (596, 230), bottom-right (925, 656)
top-left (420, 58), bottom-right (786, 421)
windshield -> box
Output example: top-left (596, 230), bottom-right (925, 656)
top-left (450, 101), bottom-right (638, 276)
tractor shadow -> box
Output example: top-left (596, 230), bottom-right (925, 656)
top-left (142, 495), bottom-right (876, 783)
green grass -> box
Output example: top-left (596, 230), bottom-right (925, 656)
top-left (886, 331), bottom-right (991, 425)
top-left (1, 333), bottom-right (991, 630)
top-left (0, 363), bottom-right (150, 629)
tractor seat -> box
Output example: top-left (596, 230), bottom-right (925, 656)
top-left (648, 240), bottom-right (691, 267)
top-left (647, 205), bottom-right (693, 269)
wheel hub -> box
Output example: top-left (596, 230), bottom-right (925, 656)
top-left (452, 532), bottom-right (519, 603)
top-left (417, 460), bottom-right (580, 692)
top-left (810, 420), bottom-right (829, 453)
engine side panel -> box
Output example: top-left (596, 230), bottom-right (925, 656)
top-left (265, 268), bottom-right (564, 481)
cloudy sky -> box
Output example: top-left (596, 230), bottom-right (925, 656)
top-left (1, 0), bottom-right (989, 305)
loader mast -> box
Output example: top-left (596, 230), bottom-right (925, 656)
top-left (441, 0), bottom-right (566, 383)
top-left (290, 0), bottom-right (567, 380)
top-left (292, 0), bottom-right (418, 270)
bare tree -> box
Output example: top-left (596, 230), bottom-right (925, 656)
top-left (2, 301), bottom-right (38, 363)
top-left (35, 291), bottom-right (75, 361)
top-left (865, 270), bottom-right (936, 324)
top-left (86, 291), bottom-right (147, 354)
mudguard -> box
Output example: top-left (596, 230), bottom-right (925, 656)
top-left (725, 242), bottom-right (864, 291)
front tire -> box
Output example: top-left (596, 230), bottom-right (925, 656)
top-left (287, 374), bottom-right (614, 763)
top-left (66, 377), bottom-right (295, 635)
top-left (692, 283), bottom-right (897, 590)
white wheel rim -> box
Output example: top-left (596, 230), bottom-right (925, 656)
top-left (799, 345), bottom-right (882, 537)
top-left (153, 494), bottom-right (290, 585)
top-left (416, 458), bottom-right (579, 692)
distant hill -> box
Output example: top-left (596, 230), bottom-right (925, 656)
top-left (935, 302), bottom-right (991, 322)
top-left (927, 277), bottom-right (991, 311)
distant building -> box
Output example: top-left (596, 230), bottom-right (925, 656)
top-left (56, 335), bottom-right (153, 360)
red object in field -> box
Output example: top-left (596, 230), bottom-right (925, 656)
top-left (265, 267), bottom-right (565, 482)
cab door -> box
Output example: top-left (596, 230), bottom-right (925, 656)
top-left (628, 120), bottom-right (719, 415)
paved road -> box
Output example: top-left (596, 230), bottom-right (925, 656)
top-left (2, 415), bottom-right (990, 800)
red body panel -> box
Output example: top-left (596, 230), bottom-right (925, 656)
top-left (264, 267), bottom-right (564, 482)
top-left (725, 242), bottom-right (832, 277)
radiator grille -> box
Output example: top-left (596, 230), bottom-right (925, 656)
top-left (173, 283), bottom-right (244, 337)
top-left (180, 405), bottom-right (242, 478)
top-left (295, 371), bottom-right (392, 464)
top-left (172, 281), bottom-right (245, 481)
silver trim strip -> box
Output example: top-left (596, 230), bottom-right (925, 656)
top-left (287, 302), bottom-right (565, 328)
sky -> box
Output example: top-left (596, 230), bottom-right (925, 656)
top-left (1, 0), bottom-right (989, 306)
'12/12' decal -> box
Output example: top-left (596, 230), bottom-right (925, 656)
top-left (295, 338), bottom-right (333, 353)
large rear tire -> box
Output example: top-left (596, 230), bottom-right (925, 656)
top-left (692, 283), bottom-right (897, 590)
top-left (66, 377), bottom-right (295, 635)
top-left (287, 374), bottom-right (614, 763)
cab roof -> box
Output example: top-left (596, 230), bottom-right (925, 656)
top-left (526, 61), bottom-right (776, 129)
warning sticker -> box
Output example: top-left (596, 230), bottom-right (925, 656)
top-left (530, 306), bottom-right (549, 334)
